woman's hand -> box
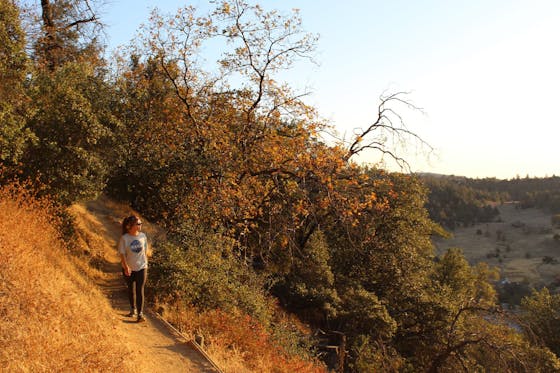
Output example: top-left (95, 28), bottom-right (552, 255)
top-left (123, 266), bottom-right (131, 276)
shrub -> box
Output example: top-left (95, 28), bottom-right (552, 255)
top-left (349, 334), bottom-right (405, 372)
top-left (497, 281), bottom-right (532, 306)
top-left (150, 223), bottom-right (272, 323)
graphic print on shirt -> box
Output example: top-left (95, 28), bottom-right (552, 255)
top-left (130, 239), bottom-right (143, 253)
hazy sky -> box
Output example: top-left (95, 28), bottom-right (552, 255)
top-left (103, 0), bottom-right (560, 179)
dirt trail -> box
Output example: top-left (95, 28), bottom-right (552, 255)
top-left (70, 197), bottom-right (219, 373)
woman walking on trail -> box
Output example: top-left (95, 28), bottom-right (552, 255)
top-left (119, 215), bottom-right (148, 323)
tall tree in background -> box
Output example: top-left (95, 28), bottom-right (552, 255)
top-left (23, 61), bottom-right (120, 204)
top-left (0, 0), bottom-right (34, 177)
top-left (34, 0), bottom-right (101, 70)
top-left (20, 0), bottom-right (120, 204)
top-left (112, 0), bottom-right (322, 235)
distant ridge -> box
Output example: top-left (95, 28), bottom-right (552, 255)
top-left (415, 172), bottom-right (514, 181)
top-left (415, 172), bottom-right (468, 179)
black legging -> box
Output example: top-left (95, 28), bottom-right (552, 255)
top-left (124, 268), bottom-right (147, 314)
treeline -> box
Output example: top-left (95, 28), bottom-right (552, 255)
top-left (423, 175), bottom-right (560, 229)
top-left (421, 175), bottom-right (503, 229)
top-left (2, 1), bottom-right (560, 371)
top-left (466, 176), bottom-right (560, 212)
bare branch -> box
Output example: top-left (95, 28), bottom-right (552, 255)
top-left (65, 15), bottom-right (97, 29)
top-left (344, 91), bottom-right (433, 171)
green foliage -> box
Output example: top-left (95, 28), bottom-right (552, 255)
top-left (422, 175), bottom-right (500, 229)
top-left (106, 56), bottom-right (199, 220)
top-left (327, 171), bottom-right (436, 303)
top-left (273, 229), bottom-right (339, 323)
top-left (23, 62), bottom-right (121, 204)
top-left (0, 0), bottom-right (34, 173)
top-left (433, 248), bottom-right (498, 303)
top-left (149, 223), bottom-right (272, 324)
top-left (337, 285), bottom-right (397, 339)
top-left (269, 319), bottom-right (320, 365)
top-left (424, 175), bottom-right (560, 227)
top-left (349, 335), bottom-right (405, 373)
top-left (431, 175), bottom-right (560, 214)
top-left (520, 287), bottom-right (560, 357)
top-left (525, 188), bottom-right (560, 213)
top-left (0, 0), bottom-right (27, 80)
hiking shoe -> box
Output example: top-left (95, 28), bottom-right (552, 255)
top-left (137, 314), bottom-right (146, 323)
top-left (127, 309), bottom-right (137, 317)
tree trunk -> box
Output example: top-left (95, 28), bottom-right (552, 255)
top-left (40, 0), bottom-right (58, 70)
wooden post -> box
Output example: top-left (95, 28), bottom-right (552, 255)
top-left (338, 333), bottom-right (346, 373)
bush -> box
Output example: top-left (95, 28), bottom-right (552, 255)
top-left (149, 222), bottom-right (272, 323)
top-left (497, 281), bottom-right (532, 306)
top-left (349, 334), bottom-right (405, 372)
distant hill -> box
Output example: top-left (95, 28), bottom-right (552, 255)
top-left (419, 174), bottom-right (502, 230)
top-left (423, 174), bottom-right (560, 305)
top-left (432, 203), bottom-right (560, 304)
top-left (419, 174), bottom-right (560, 230)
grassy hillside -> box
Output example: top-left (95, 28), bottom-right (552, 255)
top-left (0, 183), bottom-right (138, 371)
top-left (433, 203), bottom-right (560, 303)
top-left (0, 183), bottom-right (325, 372)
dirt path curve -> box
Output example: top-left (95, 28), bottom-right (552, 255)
top-left (70, 198), bottom-right (219, 373)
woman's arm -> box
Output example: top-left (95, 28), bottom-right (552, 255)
top-left (120, 253), bottom-right (131, 276)
top-left (117, 235), bottom-right (130, 275)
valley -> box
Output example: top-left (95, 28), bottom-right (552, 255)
top-left (433, 203), bottom-right (560, 290)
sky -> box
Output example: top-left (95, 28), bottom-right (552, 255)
top-left (102, 0), bottom-right (560, 180)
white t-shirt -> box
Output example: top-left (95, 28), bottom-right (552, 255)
top-left (118, 232), bottom-right (148, 272)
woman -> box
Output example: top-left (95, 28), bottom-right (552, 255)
top-left (118, 215), bottom-right (148, 322)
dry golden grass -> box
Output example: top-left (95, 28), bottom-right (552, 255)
top-left (158, 302), bottom-right (327, 373)
top-left (72, 195), bottom-right (327, 372)
top-left (0, 184), bottom-right (325, 372)
top-left (0, 183), bottom-right (136, 372)
top-left (67, 196), bottom-right (210, 372)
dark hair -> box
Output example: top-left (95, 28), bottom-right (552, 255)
top-left (121, 215), bottom-right (139, 235)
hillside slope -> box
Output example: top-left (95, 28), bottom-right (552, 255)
top-left (1, 188), bottom-right (134, 371)
top-left (69, 196), bottom-right (219, 372)
top-left (0, 186), bottom-right (216, 372)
